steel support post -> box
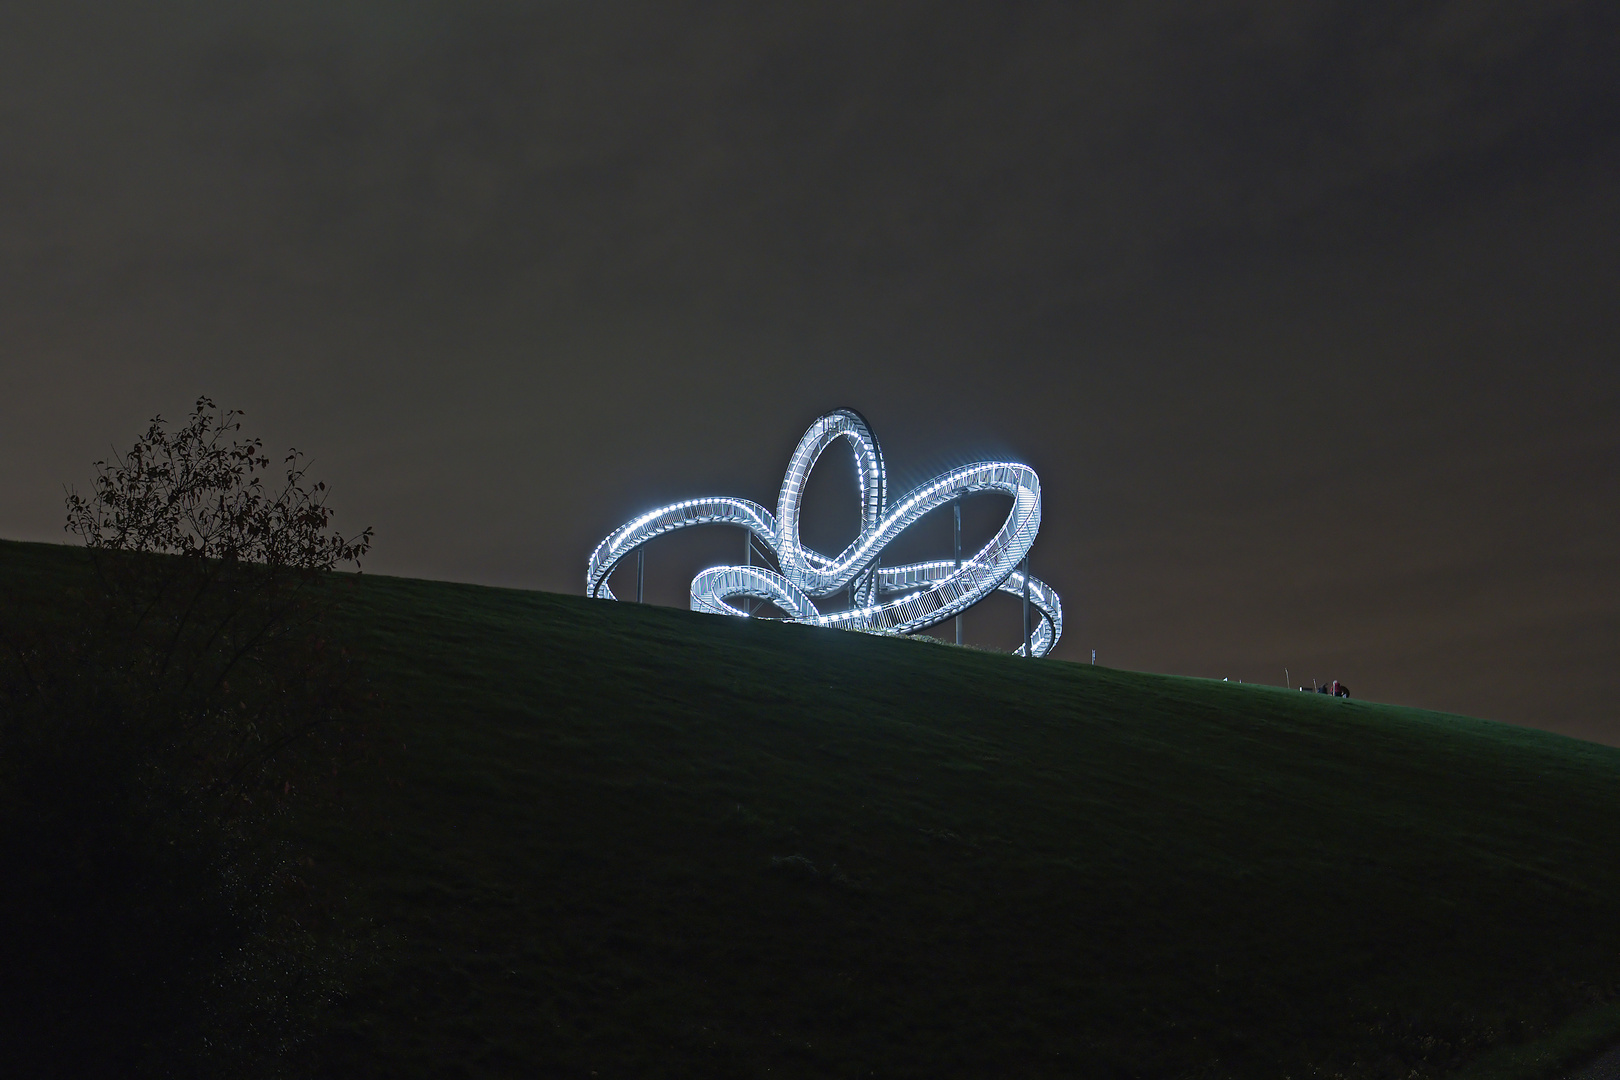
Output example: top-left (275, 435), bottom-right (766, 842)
top-left (636, 547), bottom-right (644, 603)
top-left (954, 500), bottom-right (963, 646)
top-left (1022, 553), bottom-right (1031, 657)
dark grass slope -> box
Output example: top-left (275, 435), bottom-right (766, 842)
top-left (4, 538), bottom-right (1620, 1078)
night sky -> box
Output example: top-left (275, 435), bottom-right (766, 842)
top-left (2, 2), bottom-right (1616, 741)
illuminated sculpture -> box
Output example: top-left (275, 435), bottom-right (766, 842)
top-left (586, 409), bottom-right (1062, 657)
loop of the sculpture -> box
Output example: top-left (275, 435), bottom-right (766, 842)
top-left (689, 560), bottom-right (1061, 657)
top-left (587, 496), bottom-right (777, 601)
top-left (586, 410), bottom-right (1063, 657)
top-left (774, 408), bottom-right (886, 601)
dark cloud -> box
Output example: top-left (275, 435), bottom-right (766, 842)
top-left (1, 1), bottom-right (1616, 738)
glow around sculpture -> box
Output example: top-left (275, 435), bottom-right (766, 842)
top-left (586, 409), bottom-right (1062, 657)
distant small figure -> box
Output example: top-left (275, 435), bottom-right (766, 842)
top-left (1328, 680), bottom-right (1350, 698)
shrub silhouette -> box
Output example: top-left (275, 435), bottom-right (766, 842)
top-left (1, 397), bottom-right (373, 1076)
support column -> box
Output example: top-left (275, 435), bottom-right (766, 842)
top-left (1022, 553), bottom-right (1031, 657)
top-left (850, 558), bottom-right (877, 611)
top-left (954, 500), bottom-right (963, 646)
top-left (743, 527), bottom-right (753, 615)
top-left (636, 547), bottom-right (644, 603)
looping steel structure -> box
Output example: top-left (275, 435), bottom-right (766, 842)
top-left (586, 409), bottom-right (1062, 657)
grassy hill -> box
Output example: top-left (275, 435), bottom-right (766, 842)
top-left (4, 537), bottom-right (1620, 1078)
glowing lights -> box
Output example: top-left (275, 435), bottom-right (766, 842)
top-left (586, 409), bottom-right (1062, 657)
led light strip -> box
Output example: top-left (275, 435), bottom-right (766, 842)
top-left (587, 409), bottom-right (1062, 656)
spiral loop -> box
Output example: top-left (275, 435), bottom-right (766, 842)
top-left (587, 410), bottom-right (1062, 656)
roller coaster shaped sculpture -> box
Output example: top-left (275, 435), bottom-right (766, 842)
top-left (587, 409), bottom-right (1062, 657)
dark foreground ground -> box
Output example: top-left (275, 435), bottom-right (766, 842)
top-left (3, 538), bottom-right (1620, 1078)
